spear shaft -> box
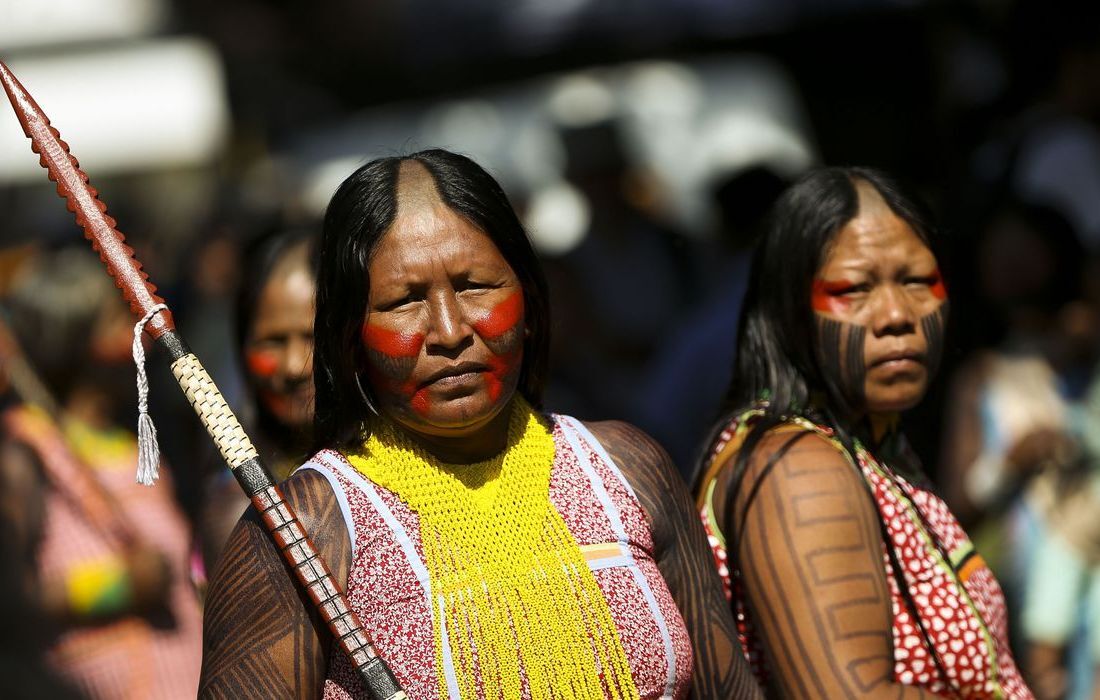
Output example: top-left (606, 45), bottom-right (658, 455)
top-left (0, 61), bottom-right (405, 700)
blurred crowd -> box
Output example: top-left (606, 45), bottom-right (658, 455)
top-left (2, 0), bottom-right (1100, 697)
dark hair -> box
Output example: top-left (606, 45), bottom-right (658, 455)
top-left (313, 149), bottom-right (551, 451)
top-left (235, 224), bottom-right (319, 438)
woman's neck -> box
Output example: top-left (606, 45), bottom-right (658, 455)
top-left (394, 402), bottom-right (515, 464)
top-left (864, 412), bottom-right (900, 448)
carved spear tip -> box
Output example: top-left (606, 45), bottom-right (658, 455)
top-left (0, 60), bottom-right (41, 138)
top-left (0, 59), bottom-right (175, 339)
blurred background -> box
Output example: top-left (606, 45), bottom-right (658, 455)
top-left (2, 0), bottom-right (1100, 697)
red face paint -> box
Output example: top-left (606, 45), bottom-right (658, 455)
top-left (929, 268), bottom-right (948, 300)
top-left (471, 291), bottom-right (524, 340)
top-left (246, 351), bottom-right (279, 378)
top-left (811, 279), bottom-right (856, 314)
top-left (258, 389), bottom-right (291, 419)
top-left (361, 322), bottom-right (430, 414)
top-left (361, 324), bottom-right (425, 358)
top-left (362, 292), bottom-right (524, 418)
top-left (472, 292), bottom-right (524, 402)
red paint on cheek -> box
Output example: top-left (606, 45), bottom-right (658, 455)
top-left (246, 351), bottom-right (279, 378)
top-left (930, 268), bottom-right (948, 300)
top-left (361, 323), bottom-right (424, 358)
top-left (409, 388), bottom-right (431, 416)
top-left (485, 347), bottom-right (522, 403)
top-left (472, 291), bottom-right (524, 339)
top-left (811, 279), bottom-right (855, 314)
top-left (258, 389), bottom-right (291, 417)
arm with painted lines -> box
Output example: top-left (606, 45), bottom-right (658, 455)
top-left (586, 421), bottom-right (763, 700)
top-left (715, 430), bottom-right (950, 699)
top-left (199, 469), bottom-right (352, 699)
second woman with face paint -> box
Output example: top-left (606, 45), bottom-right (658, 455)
top-left (198, 227), bottom-right (320, 571)
top-left (693, 168), bottom-right (1034, 698)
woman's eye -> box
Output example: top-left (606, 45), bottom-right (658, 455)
top-left (459, 280), bottom-right (496, 292)
top-left (833, 284), bottom-right (869, 296)
top-left (904, 276), bottom-right (936, 287)
top-left (380, 295), bottom-right (416, 311)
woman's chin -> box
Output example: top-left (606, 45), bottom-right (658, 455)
top-left (864, 389), bottom-right (925, 415)
top-left (390, 391), bottom-right (512, 438)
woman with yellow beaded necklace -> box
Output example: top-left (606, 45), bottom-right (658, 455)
top-left (199, 149), bottom-right (759, 699)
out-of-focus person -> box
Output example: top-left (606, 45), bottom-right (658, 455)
top-left (1, 246), bottom-right (202, 699)
top-left (935, 201), bottom-right (1100, 699)
top-left (198, 226), bottom-right (318, 569)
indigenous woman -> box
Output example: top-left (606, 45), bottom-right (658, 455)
top-left (199, 227), bottom-right (319, 568)
top-left (200, 149), bottom-right (758, 699)
top-left (694, 168), bottom-right (1034, 698)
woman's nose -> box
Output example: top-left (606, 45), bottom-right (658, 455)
top-left (872, 284), bottom-right (917, 336)
top-left (426, 291), bottom-right (471, 350)
top-left (284, 334), bottom-right (313, 379)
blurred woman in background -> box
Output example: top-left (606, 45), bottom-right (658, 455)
top-left (198, 227), bottom-right (318, 568)
top-left (1, 247), bottom-right (202, 699)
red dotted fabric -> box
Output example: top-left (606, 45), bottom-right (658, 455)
top-left (699, 414), bottom-right (1033, 699)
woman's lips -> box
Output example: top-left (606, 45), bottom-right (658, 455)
top-left (869, 350), bottom-right (926, 374)
top-left (422, 362), bottom-right (488, 388)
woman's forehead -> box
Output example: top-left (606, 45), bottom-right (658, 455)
top-left (820, 183), bottom-right (933, 272)
top-left (371, 206), bottom-right (512, 283)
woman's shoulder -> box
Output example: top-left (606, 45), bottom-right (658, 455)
top-left (274, 462), bottom-right (346, 536)
top-left (711, 413), bottom-right (848, 474)
top-left (569, 419), bottom-right (672, 475)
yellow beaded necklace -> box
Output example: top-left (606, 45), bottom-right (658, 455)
top-left (347, 398), bottom-right (637, 700)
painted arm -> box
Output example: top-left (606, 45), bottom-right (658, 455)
top-left (586, 421), bottom-right (763, 700)
top-left (718, 430), bottom-right (949, 699)
top-left (199, 469), bottom-right (351, 699)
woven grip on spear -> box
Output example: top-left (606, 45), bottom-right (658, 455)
top-left (0, 60), bottom-right (406, 700)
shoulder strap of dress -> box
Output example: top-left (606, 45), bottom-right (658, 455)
top-left (554, 415), bottom-right (680, 699)
top-left (292, 452), bottom-right (358, 561)
top-left (557, 415), bottom-right (641, 501)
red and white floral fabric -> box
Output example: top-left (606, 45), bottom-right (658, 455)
top-left (299, 414), bottom-right (693, 700)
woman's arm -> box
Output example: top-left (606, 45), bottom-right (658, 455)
top-left (586, 420), bottom-right (763, 700)
top-left (719, 430), bottom-right (949, 699)
top-left (199, 469), bottom-right (351, 699)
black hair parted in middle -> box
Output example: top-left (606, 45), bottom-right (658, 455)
top-left (692, 165), bottom-right (940, 490)
top-left (313, 148), bottom-right (551, 451)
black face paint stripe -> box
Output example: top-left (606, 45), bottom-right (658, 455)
top-left (845, 323), bottom-right (866, 407)
top-left (920, 301), bottom-right (948, 379)
top-left (364, 348), bottom-right (416, 381)
top-left (816, 316), bottom-right (867, 407)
